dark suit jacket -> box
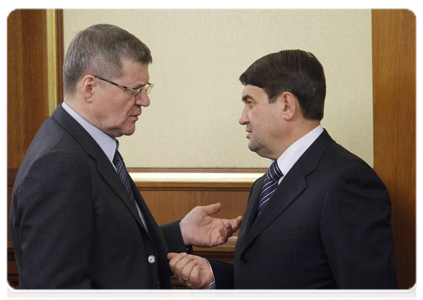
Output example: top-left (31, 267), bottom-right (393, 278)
top-left (210, 130), bottom-right (397, 289)
top-left (9, 104), bottom-right (187, 289)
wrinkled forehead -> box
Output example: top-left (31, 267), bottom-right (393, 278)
top-left (114, 59), bottom-right (150, 85)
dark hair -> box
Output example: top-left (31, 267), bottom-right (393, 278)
top-left (239, 49), bottom-right (326, 120)
top-left (63, 24), bottom-right (152, 96)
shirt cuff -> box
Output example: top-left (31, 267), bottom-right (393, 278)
top-left (195, 258), bottom-right (216, 300)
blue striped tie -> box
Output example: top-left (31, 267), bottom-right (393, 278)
top-left (257, 161), bottom-right (283, 215)
top-left (113, 150), bottom-right (135, 204)
top-left (113, 148), bottom-right (148, 230)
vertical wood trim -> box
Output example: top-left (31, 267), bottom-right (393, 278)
top-left (46, 9), bottom-right (57, 115)
top-left (372, 9), bottom-right (416, 289)
top-left (45, 9), bottom-right (64, 111)
top-left (55, 9), bottom-right (64, 104)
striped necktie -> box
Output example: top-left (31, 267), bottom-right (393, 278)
top-left (113, 150), bottom-right (135, 203)
top-left (113, 149), bottom-right (148, 229)
top-left (257, 161), bottom-right (283, 215)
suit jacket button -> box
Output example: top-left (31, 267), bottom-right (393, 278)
top-left (148, 255), bottom-right (156, 264)
top-left (240, 255), bottom-right (248, 265)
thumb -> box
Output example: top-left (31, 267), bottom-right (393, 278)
top-left (202, 203), bottom-right (222, 216)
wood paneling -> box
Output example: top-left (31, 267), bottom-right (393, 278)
top-left (372, 9), bottom-right (416, 289)
top-left (7, 10), bottom-right (49, 170)
top-left (55, 9), bottom-right (64, 104)
top-left (143, 189), bottom-right (248, 227)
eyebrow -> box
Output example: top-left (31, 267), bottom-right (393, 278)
top-left (132, 82), bottom-right (151, 89)
top-left (134, 81), bottom-right (151, 89)
top-left (242, 94), bottom-right (253, 102)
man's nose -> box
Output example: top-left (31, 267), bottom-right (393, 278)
top-left (136, 93), bottom-right (150, 107)
top-left (239, 108), bottom-right (248, 125)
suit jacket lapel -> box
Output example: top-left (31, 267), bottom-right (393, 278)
top-left (132, 183), bottom-right (166, 243)
top-left (236, 176), bottom-right (265, 248)
top-left (240, 130), bottom-right (334, 252)
top-left (52, 105), bottom-right (148, 232)
top-left (97, 159), bottom-right (148, 232)
top-left (243, 166), bottom-right (308, 248)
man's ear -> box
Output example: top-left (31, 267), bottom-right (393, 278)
top-left (80, 75), bottom-right (96, 103)
top-left (279, 92), bottom-right (298, 121)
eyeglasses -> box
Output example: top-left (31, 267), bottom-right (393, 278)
top-left (94, 75), bottom-right (154, 99)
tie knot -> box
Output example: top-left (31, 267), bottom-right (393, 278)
top-left (267, 161), bottom-right (283, 182)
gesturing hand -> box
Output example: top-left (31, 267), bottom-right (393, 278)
top-left (168, 252), bottom-right (214, 289)
top-left (179, 203), bottom-right (242, 247)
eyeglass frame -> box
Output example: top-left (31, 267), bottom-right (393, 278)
top-left (94, 75), bottom-right (154, 99)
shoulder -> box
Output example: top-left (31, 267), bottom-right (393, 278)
top-left (320, 140), bottom-right (373, 173)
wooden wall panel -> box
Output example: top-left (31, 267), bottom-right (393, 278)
top-left (7, 10), bottom-right (49, 171)
top-left (139, 184), bottom-right (250, 233)
top-left (372, 9), bottom-right (416, 289)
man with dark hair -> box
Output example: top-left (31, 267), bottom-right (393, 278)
top-left (168, 49), bottom-right (397, 289)
top-left (9, 24), bottom-right (242, 289)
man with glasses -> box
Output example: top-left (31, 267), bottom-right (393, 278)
top-left (9, 24), bottom-right (242, 289)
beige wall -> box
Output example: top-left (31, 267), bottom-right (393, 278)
top-left (63, 9), bottom-right (373, 168)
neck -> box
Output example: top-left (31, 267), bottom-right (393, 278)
top-left (292, 119), bottom-right (321, 142)
top-left (63, 97), bottom-right (95, 128)
top-left (272, 120), bottom-right (321, 160)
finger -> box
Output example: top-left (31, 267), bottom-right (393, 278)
top-left (174, 254), bottom-right (196, 276)
top-left (217, 227), bottom-right (231, 244)
top-left (219, 224), bottom-right (231, 235)
top-left (179, 259), bottom-right (198, 283)
top-left (168, 253), bottom-right (188, 271)
top-left (215, 225), bottom-right (232, 245)
top-left (168, 252), bottom-right (187, 264)
top-left (190, 259), bottom-right (214, 289)
top-left (221, 219), bottom-right (231, 229)
top-left (188, 264), bottom-right (202, 288)
top-left (167, 252), bottom-right (181, 260)
top-left (202, 203), bottom-right (222, 216)
top-left (230, 216), bottom-right (243, 232)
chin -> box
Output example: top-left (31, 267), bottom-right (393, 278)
top-left (248, 144), bottom-right (259, 154)
top-left (120, 126), bottom-right (136, 136)
top-left (248, 142), bottom-right (267, 158)
top-left (124, 130), bottom-right (136, 136)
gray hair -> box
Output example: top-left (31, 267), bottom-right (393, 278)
top-left (63, 24), bottom-right (152, 96)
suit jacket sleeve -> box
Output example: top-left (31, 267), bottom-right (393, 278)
top-left (160, 221), bottom-right (192, 254)
top-left (13, 151), bottom-right (94, 288)
top-left (320, 162), bottom-right (397, 288)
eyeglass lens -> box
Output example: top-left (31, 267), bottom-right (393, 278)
top-left (136, 85), bottom-right (152, 98)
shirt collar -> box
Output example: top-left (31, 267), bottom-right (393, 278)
top-left (276, 125), bottom-right (324, 177)
top-left (62, 102), bottom-right (117, 165)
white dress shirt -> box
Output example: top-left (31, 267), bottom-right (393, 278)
top-left (275, 125), bottom-right (324, 184)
